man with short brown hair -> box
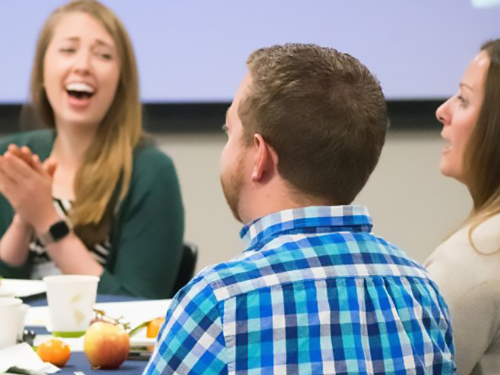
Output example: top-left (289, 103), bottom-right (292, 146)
top-left (238, 44), bottom-right (387, 206)
top-left (145, 44), bottom-right (455, 375)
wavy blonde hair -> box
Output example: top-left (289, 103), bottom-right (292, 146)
top-left (30, 0), bottom-right (143, 246)
top-left (462, 39), bottom-right (500, 252)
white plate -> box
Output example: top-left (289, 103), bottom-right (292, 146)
top-left (33, 334), bottom-right (155, 352)
top-left (0, 279), bottom-right (46, 298)
top-left (26, 299), bottom-right (171, 332)
top-left (94, 300), bottom-right (171, 328)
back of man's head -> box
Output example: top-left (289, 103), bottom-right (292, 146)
top-left (239, 43), bottom-right (387, 205)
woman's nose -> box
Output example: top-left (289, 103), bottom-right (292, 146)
top-left (436, 99), bottom-right (451, 126)
top-left (72, 51), bottom-right (91, 74)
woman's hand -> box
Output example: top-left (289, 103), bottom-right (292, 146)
top-left (1, 145), bottom-right (56, 231)
top-left (3, 145), bottom-right (57, 176)
top-left (0, 145), bottom-right (102, 276)
top-left (0, 144), bottom-right (59, 233)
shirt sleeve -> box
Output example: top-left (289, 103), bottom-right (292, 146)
top-left (98, 146), bottom-right (185, 298)
top-left (447, 280), bottom-right (500, 374)
top-left (0, 192), bottom-right (32, 278)
top-left (144, 276), bottom-right (228, 375)
top-left (0, 132), bottom-right (40, 279)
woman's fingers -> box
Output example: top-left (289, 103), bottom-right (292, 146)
top-left (0, 149), bottom-right (54, 226)
top-left (20, 146), bottom-right (36, 168)
top-left (6, 144), bottom-right (37, 169)
top-left (31, 156), bottom-right (57, 177)
top-left (7, 144), bottom-right (20, 154)
top-left (43, 158), bottom-right (58, 177)
top-left (31, 154), bottom-right (44, 174)
top-left (0, 163), bottom-right (18, 195)
top-left (1, 151), bottom-right (37, 182)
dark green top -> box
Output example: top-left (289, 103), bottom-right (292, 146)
top-left (0, 129), bottom-right (185, 299)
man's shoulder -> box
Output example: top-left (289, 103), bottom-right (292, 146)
top-left (175, 252), bottom-right (263, 304)
top-left (0, 129), bottom-right (54, 153)
top-left (186, 232), bottom-right (432, 303)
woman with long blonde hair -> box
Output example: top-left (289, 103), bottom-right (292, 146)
top-left (425, 39), bottom-right (500, 374)
top-left (0, 0), bottom-right (184, 299)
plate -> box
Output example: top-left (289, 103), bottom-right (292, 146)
top-left (33, 334), bottom-right (155, 352)
top-left (94, 300), bottom-right (171, 328)
top-left (25, 299), bottom-right (171, 330)
top-left (0, 279), bottom-right (46, 298)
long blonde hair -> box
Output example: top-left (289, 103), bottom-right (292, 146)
top-left (462, 39), bottom-right (500, 252)
top-left (30, 0), bottom-right (143, 246)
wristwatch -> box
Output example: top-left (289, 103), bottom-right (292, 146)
top-left (39, 220), bottom-right (71, 247)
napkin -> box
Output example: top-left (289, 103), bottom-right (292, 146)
top-left (0, 343), bottom-right (59, 375)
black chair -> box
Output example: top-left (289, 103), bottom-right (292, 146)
top-left (170, 242), bottom-right (198, 298)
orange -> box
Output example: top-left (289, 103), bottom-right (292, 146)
top-left (146, 317), bottom-right (165, 338)
top-left (36, 339), bottom-right (71, 367)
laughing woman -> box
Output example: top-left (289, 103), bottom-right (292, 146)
top-left (0, 0), bottom-right (184, 299)
top-left (425, 39), bottom-right (500, 374)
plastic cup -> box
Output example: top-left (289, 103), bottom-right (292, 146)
top-left (43, 275), bottom-right (99, 338)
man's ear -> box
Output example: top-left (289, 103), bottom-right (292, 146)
top-left (251, 134), bottom-right (278, 182)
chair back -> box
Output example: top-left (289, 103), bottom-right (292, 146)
top-left (171, 241), bottom-right (198, 298)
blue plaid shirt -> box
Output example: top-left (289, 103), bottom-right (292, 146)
top-left (145, 205), bottom-right (455, 374)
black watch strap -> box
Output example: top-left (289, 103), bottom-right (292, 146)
top-left (39, 220), bottom-right (71, 247)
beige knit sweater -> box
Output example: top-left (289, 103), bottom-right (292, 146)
top-left (425, 214), bottom-right (500, 375)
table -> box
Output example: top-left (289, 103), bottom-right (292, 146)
top-left (52, 353), bottom-right (146, 374)
top-left (24, 294), bottom-right (150, 375)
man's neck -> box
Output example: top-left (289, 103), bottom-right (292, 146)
top-left (240, 181), bottom-right (332, 224)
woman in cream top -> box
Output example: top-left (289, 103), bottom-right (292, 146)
top-left (425, 39), bottom-right (500, 375)
top-left (426, 214), bottom-right (500, 374)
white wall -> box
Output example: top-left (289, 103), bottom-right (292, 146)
top-left (158, 131), bottom-right (472, 272)
top-left (0, 130), bottom-right (472, 270)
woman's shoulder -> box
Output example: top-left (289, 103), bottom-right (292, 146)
top-left (119, 140), bottom-right (182, 211)
top-left (0, 129), bottom-right (55, 154)
top-left (130, 140), bottom-right (178, 186)
top-left (436, 214), bottom-right (500, 255)
top-left (469, 214), bottom-right (500, 254)
top-left (133, 139), bottom-right (174, 167)
top-left (426, 214), bottom-right (500, 288)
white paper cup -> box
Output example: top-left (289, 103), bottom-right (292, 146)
top-left (0, 298), bottom-right (23, 349)
top-left (0, 290), bottom-right (16, 298)
top-left (43, 275), bottom-right (99, 338)
top-left (16, 303), bottom-right (29, 341)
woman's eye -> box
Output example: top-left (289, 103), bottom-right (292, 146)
top-left (457, 96), bottom-right (469, 108)
top-left (60, 48), bottom-right (75, 53)
top-left (94, 51), bottom-right (113, 60)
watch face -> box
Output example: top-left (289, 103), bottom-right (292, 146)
top-left (50, 221), bottom-right (70, 241)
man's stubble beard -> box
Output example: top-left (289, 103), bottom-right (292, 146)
top-left (220, 154), bottom-right (246, 223)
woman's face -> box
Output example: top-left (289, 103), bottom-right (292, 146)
top-left (43, 11), bottom-right (120, 131)
top-left (436, 50), bottom-right (490, 182)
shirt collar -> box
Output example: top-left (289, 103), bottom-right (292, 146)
top-left (240, 205), bottom-right (373, 250)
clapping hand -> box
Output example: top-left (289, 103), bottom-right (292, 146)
top-left (0, 144), bottom-right (57, 231)
top-left (1, 144), bottom-right (57, 176)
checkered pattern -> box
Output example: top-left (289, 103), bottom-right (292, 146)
top-left (144, 205), bottom-right (455, 375)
